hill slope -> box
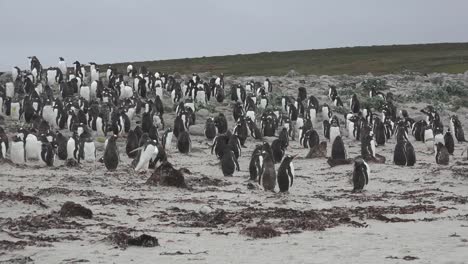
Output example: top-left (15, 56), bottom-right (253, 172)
top-left (106, 42), bottom-right (468, 76)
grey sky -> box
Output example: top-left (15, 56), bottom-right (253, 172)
top-left (1, 0), bottom-right (467, 71)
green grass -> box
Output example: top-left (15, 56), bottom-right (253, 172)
top-left (104, 42), bottom-right (468, 76)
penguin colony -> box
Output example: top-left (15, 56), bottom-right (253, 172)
top-left (0, 56), bottom-right (466, 194)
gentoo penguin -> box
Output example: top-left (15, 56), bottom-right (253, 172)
top-left (435, 142), bottom-right (449, 165)
top-left (258, 150), bottom-right (276, 191)
top-left (205, 117), bottom-right (217, 140)
top-left (394, 126), bottom-right (416, 166)
top-left (329, 116), bottom-right (341, 145)
top-left (135, 140), bottom-right (159, 171)
top-left (126, 129), bottom-right (139, 158)
top-left (55, 132), bottom-right (68, 160)
top-left (277, 155), bottom-right (295, 192)
top-left (79, 136), bottom-right (96, 163)
top-left (104, 134), bottom-right (119, 171)
top-left (211, 133), bottom-right (230, 159)
top-left (247, 117), bottom-right (262, 139)
top-left (10, 136), bottom-right (25, 164)
top-left (40, 135), bottom-right (54, 166)
top-left (322, 104), bottom-right (331, 121)
top-left (331, 136), bottom-right (346, 160)
top-left (233, 118), bottom-right (248, 146)
top-left (278, 127), bottom-right (289, 148)
top-left (353, 159), bottom-right (369, 192)
top-left (220, 146), bottom-right (240, 176)
top-left (424, 124), bottom-right (435, 151)
top-left (323, 120), bottom-right (330, 140)
top-left (328, 85), bottom-right (337, 101)
top-left (450, 115), bottom-right (466, 142)
top-left (25, 133), bottom-right (41, 161)
top-left (162, 128), bottom-right (173, 151)
top-left (350, 94), bottom-right (360, 114)
top-left (232, 102), bottom-right (244, 122)
top-left (177, 131), bottom-right (191, 154)
top-left (271, 139), bottom-right (285, 163)
top-left (58, 57), bottom-right (67, 76)
top-left (214, 113), bottom-right (228, 134)
top-left (249, 145), bottom-right (263, 181)
top-left (228, 134), bottom-right (242, 159)
top-left (0, 127), bottom-right (8, 159)
top-left (373, 117), bottom-right (386, 146)
top-left (67, 133), bottom-right (78, 160)
top-left (444, 130), bottom-right (455, 155)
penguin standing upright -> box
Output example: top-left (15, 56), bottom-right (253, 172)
top-left (67, 133), bottom-right (78, 160)
top-left (177, 131), bottom-right (191, 154)
top-left (40, 135), bottom-right (54, 166)
top-left (353, 159), bottom-right (369, 192)
top-left (220, 146), bottom-right (240, 176)
top-left (444, 130), bottom-right (455, 155)
top-left (331, 136), bottom-right (346, 160)
top-left (135, 140), bottom-right (159, 171)
top-left (162, 128), bottom-right (173, 150)
top-left (435, 142), bottom-right (449, 165)
top-left (0, 127), bottom-right (8, 160)
top-left (81, 137), bottom-right (96, 163)
top-left (350, 94), bottom-right (360, 114)
top-left (271, 139), bottom-right (285, 163)
top-left (25, 133), bottom-right (41, 161)
top-left (258, 151), bottom-right (276, 191)
top-left (451, 115), bottom-right (466, 142)
top-left (424, 124), bottom-right (435, 151)
top-left (205, 117), bottom-right (217, 140)
top-left (277, 155), bottom-right (295, 192)
top-left (103, 134), bottom-right (119, 171)
top-left (214, 113), bottom-right (228, 134)
top-left (126, 129), bottom-right (139, 158)
top-left (249, 145), bottom-right (263, 181)
top-left (10, 136), bottom-right (25, 164)
top-left (329, 116), bottom-right (340, 145)
top-left (55, 132), bottom-right (68, 160)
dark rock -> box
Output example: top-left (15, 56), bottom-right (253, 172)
top-left (107, 232), bottom-right (159, 249)
top-left (59, 201), bottom-right (93, 219)
top-left (146, 161), bottom-right (188, 188)
top-left (241, 225), bottom-right (281, 239)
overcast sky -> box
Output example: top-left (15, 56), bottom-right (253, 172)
top-left (1, 0), bottom-right (467, 71)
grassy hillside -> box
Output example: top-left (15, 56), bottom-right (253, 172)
top-left (105, 43), bottom-right (468, 76)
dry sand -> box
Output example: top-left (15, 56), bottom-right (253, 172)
top-left (1, 73), bottom-right (468, 263)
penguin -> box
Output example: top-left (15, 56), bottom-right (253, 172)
top-left (331, 136), bottom-right (346, 160)
top-left (373, 117), bottom-right (386, 146)
top-left (247, 117), bottom-right (262, 140)
top-left (444, 130), bottom-right (455, 155)
top-left (81, 137), bottom-right (96, 163)
top-left (406, 141), bottom-right (416, 166)
top-left (322, 104), bottom-right (331, 121)
top-left (233, 118), bottom-right (248, 147)
top-left (177, 131), bottom-right (191, 154)
top-left (232, 102), bottom-right (244, 122)
top-left (126, 129), bottom-right (139, 158)
top-left (329, 116), bottom-right (340, 145)
top-left (352, 159), bottom-right (369, 192)
top-left (55, 132), bottom-right (68, 160)
top-left (435, 142), bottom-right (449, 165)
top-left (424, 124), bottom-right (435, 151)
top-left (10, 136), bottom-right (25, 164)
top-left (173, 115), bottom-right (185, 139)
top-left (306, 129), bottom-right (320, 149)
top-left (162, 128), bottom-right (173, 150)
top-left (135, 140), bottom-right (159, 171)
top-left (350, 94), bottom-right (360, 114)
top-left (58, 57), bottom-right (67, 76)
top-left (40, 135), bottom-right (55, 166)
top-left (451, 115), bottom-right (466, 142)
top-left (228, 134), bottom-right (242, 159)
top-left (328, 85), bottom-right (337, 101)
top-left (205, 117), bottom-right (217, 140)
top-left (220, 146), bottom-right (240, 176)
top-left (278, 127), bottom-right (289, 149)
top-left (67, 133), bottom-right (78, 160)
top-left (249, 145), bottom-right (263, 181)
top-left (148, 125), bottom-right (159, 142)
top-left (214, 113), bottom-right (228, 134)
top-left (277, 155), bottom-right (296, 192)
top-left (258, 150), bottom-right (276, 191)
top-left (262, 116), bottom-right (276, 137)
top-left (103, 134), bottom-right (119, 171)
top-left (0, 127), bottom-right (8, 157)
top-left (211, 133), bottom-right (229, 159)
top-left (25, 133), bottom-right (41, 161)
top-left (271, 139), bottom-right (285, 164)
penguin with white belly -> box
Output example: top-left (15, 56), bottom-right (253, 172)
top-left (10, 136), bottom-right (25, 164)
